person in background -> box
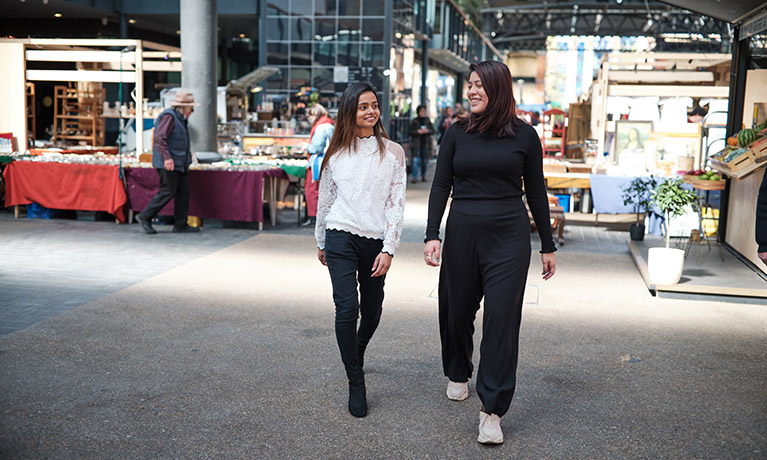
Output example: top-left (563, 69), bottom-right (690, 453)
top-left (436, 106), bottom-right (454, 144)
top-left (136, 90), bottom-right (199, 235)
top-left (303, 104), bottom-right (335, 227)
top-left (315, 81), bottom-right (407, 418)
top-left (454, 107), bottom-right (468, 122)
top-left (408, 105), bottom-right (435, 183)
top-left (424, 60), bottom-right (556, 444)
top-left (688, 106), bottom-right (707, 123)
top-left (757, 166), bottom-right (767, 266)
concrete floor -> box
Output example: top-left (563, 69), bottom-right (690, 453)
top-left (1, 173), bottom-right (766, 459)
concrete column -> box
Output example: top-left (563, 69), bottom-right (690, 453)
top-left (180, 0), bottom-right (218, 152)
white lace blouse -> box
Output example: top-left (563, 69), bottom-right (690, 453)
top-left (315, 136), bottom-right (407, 255)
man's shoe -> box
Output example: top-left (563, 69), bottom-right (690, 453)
top-left (136, 214), bottom-right (156, 234)
top-left (446, 380), bottom-right (469, 401)
top-left (301, 217), bottom-right (316, 227)
top-left (478, 411), bottom-right (503, 444)
top-left (410, 178), bottom-right (418, 184)
top-left (348, 380), bottom-right (367, 418)
top-left (172, 224), bottom-right (200, 233)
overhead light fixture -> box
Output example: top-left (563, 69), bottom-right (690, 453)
top-left (239, 33), bottom-right (246, 38)
top-left (128, 18), bottom-right (136, 24)
top-left (176, 30), bottom-right (181, 35)
top-left (251, 86), bottom-right (263, 93)
top-left (54, 12), bottom-right (62, 18)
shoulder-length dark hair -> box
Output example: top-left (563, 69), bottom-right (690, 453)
top-left (321, 81), bottom-right (390, 174)
top-left (459, 60), bottom-right (521, 138)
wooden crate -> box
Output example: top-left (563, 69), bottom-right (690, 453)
top-left (710, 146), bottom-right (765, 172)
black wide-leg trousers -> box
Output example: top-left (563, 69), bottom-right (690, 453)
top-left (138, 168), bottom-right (190, 229)
top-left (325, 229), bottom-right (385, 383)
top-left (439, 199), bottom-right (531, 417)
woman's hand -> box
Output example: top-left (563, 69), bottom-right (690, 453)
top-left (541, 252), bottom-right (556, 280)
top-left (371, 252), bottom-right (392, 277)
top-left (164, 158), bottom-right (174, 171)
top-left (318, 249), bottom-right (327, 266)
top-left (424, 240), bottom-right (441, 267)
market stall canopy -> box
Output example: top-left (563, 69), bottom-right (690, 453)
top-left (226, 66), bottom-right (280, 96)
top-left (658, 0), bottom-right (765, 24)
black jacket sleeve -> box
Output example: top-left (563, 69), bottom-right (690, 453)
top-left (425, 124), bottom-right (457, 241)
top-left (757, 166), bottom-right (767, 252)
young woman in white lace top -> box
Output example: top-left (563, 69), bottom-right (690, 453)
top-left (315, 82), bottom-right (406, 418)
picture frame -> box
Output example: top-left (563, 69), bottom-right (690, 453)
top-left (614, 120), bottom-right (652, 165)
top-left (613, 120), bottom-right (652, 164)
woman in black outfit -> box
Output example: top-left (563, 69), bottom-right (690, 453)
top-left (423, 60), bottom-right (557, 444)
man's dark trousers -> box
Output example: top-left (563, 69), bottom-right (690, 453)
top-left (137, 168), bottom-right (190, 229)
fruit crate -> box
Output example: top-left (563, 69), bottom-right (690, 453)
top-left (710, 144), bottom-right (765, 172)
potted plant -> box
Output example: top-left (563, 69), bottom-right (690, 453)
top-left (647, 177), bottom-right (698, 285)
top-left (622, 176), bottom-right (657, 241)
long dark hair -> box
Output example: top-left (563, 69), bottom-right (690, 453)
top-left (321, 81), bottom-right (390, 175)
top-left (459, 60), bottom-right (521, 137)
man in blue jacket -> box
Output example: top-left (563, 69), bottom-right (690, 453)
top-left (136, 90), bottom-right (199, 234)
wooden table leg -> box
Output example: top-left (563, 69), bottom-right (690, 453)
top-left (14, 205), bottom-right (19, 219)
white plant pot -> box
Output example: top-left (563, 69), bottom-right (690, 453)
top-left (647, 247), bottom-right (685, 285)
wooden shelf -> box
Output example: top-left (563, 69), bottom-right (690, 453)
top-left (53, 84), bottom-right (105, 146)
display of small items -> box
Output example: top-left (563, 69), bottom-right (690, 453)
top-left (709, 123), bottom-right (767, 173)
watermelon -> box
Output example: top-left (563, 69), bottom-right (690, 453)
top-left (738, 128), bottom-right (757, 147)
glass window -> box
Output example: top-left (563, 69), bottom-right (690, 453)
top-left (362, 0), bottom-right (384, 16)
top-left (313, 67), bottom-right (335, 92)
top-left (315, 0), bottom-right (336, 16)
top-left (267, 2), bottom-right (288, 16)
top-left (361, 19), bottom-right (384, 42)
top-left (360, 43), bottom-right (385, 68)
top-left (313, 41), bottom-right (336, 66)
top-left (337, 42), bottom-right (359, 66)
top-left (292, 0), bottom-right (314, 16)
top-left (337, 18), bottom-right (361, 42)
top-left (290, 17), bottom-right (313, 41)
top-left (267, 43), bottom-right (288, 65)
top-left (268, 18), bottom-right (289, 41)
top-left (266, 67), bottom-right (288, 90)
top-left (315, 17), bottom-right (336, 41)
top-left (291, 43), bottom-right (312, 65)
top-left (337, 0), bottom-right (361, 15)
top-left (290, 67), bottom-right (312, 89)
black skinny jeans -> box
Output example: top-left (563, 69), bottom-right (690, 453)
top-left (324, 229), bottom-right (385, 383)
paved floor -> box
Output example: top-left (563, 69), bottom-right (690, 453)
top-left (1, 168), bottom-right (766, 459)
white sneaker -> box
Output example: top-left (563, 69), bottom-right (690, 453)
top-left (446, 380), bottom-right (469, 401)
top-left (478, 411), bottom-right (503, 444)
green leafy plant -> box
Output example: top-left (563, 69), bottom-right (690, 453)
top-left (622, 176), bottom-right (658, 225)
top-left (652, 177), bottom-right (698, 248)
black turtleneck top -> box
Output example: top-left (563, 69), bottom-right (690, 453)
top-left (425, 121), bottom-right (557, 253)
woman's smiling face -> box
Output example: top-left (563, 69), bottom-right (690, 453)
top-left (467, 71), bottom-right (488, 114)
top-left (355, 91), bottom-right (380, 135)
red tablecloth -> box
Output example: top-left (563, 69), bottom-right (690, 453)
top-left (124, 167), bottom-right (286, 223)
top-left (3, 161), bottom-right (127, 222)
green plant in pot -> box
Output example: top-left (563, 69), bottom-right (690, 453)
top-left (622, 176), bottom-right (657, 241)
top-left (647, 177), bottom-right (699, 285)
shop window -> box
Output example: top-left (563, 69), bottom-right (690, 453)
top-left (290, 17), bottom-right (314, 41)
top-left (361, 19), bottom-right (384, 42)
top-left (292, 0), bottom-right (314, 16)
top-left (291, 43), bottom-right (313, 66)
top-left (315, 17), bottom-right (336, 41)
top-left (362, 0), bottom-right (384, 16)
top-left (360, 43), bottom-right (385, 68)
top-left (267, 43), bottom-right (289, 65)
top-left (337, 0), bottom-right (361, 16)
top-left (266, 68), bottom-right (288, 90)
top-left (313, 67), bottom-right (335, 92)
top-left (338, 42), bottom-right (360, 66)
top-left (267, 2), bottom-right (288, 16)
top-left (337, 18), bottom-right (361, 41)
top-left (313, 41), bottom-right (336, 66)
top-left (268, 18), bottom-right (289, 41)
top-left (315, 0), bottom-right (337, 15)
top-left (290, 67), bottom-right (312, 89)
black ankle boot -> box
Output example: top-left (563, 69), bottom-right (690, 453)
top-left (348, 379), bottom-right (367, 418)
